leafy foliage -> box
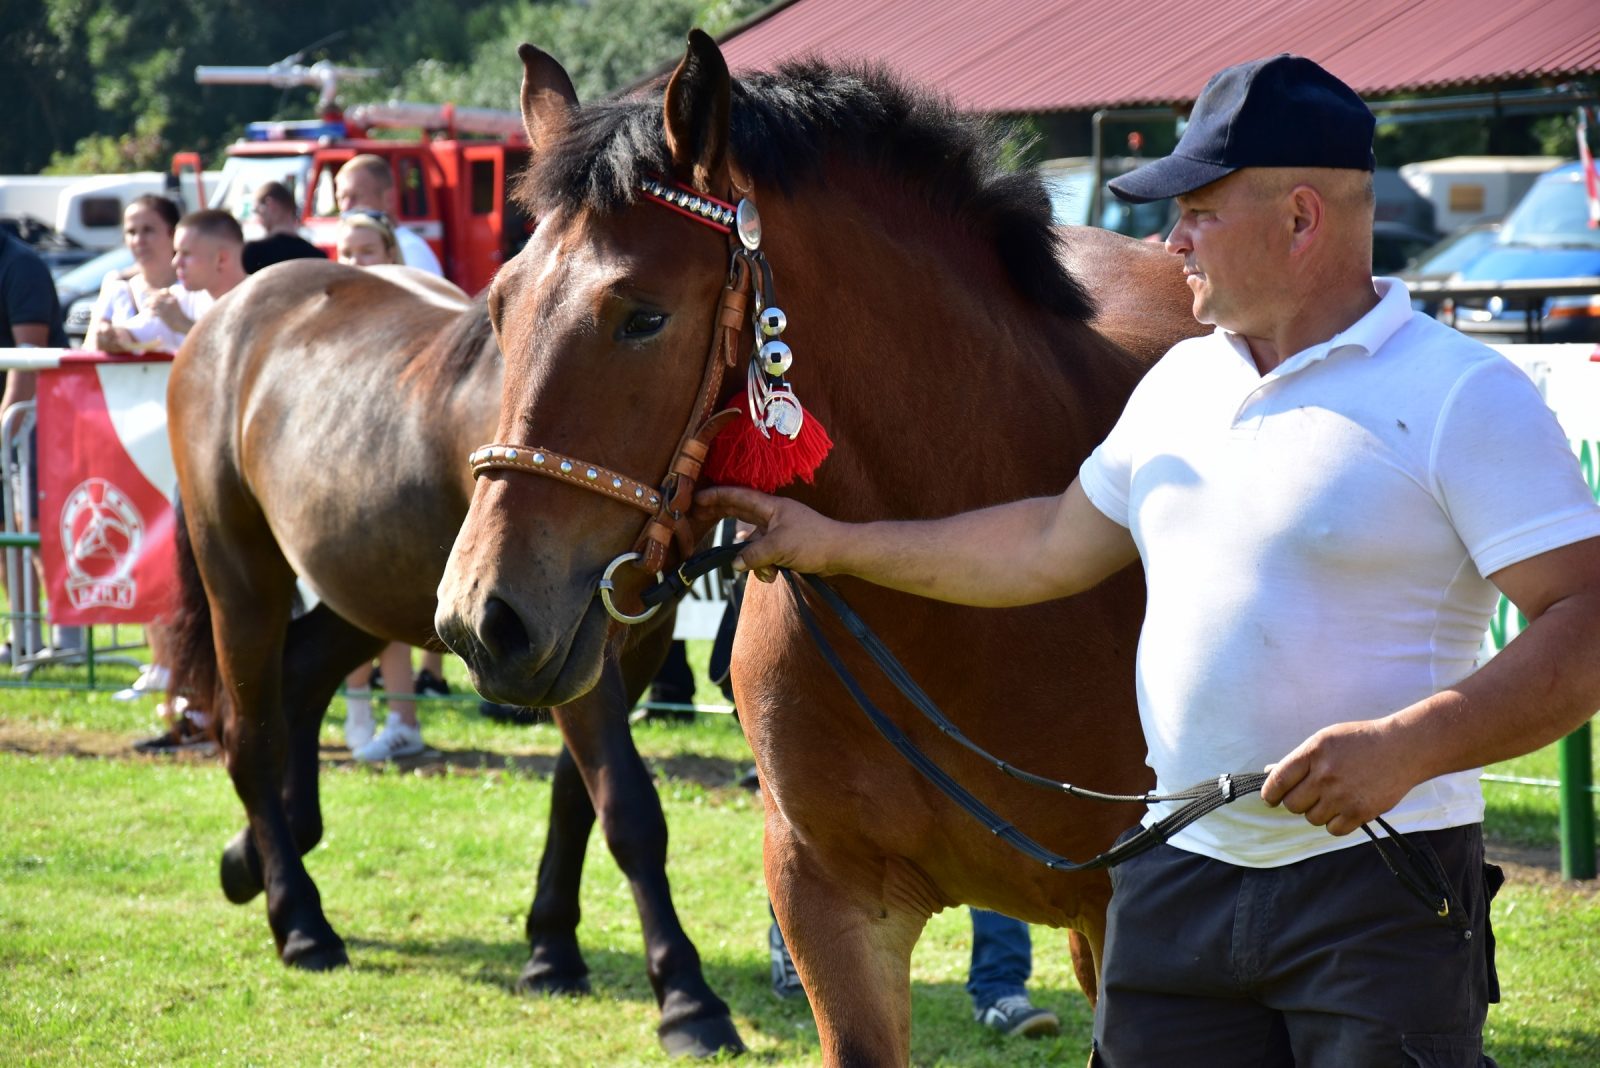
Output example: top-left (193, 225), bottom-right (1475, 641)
top-left (2, 0), bottom-right (769, 175)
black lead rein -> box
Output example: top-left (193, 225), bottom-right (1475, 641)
top-left (644, 545), bottom-right (1456, 914)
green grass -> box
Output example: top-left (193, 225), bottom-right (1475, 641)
top-left (1, 642), bottom-right (1597, 1065)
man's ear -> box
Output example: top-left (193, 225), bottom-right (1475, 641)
top-left (1287, 184), bottom-right (1324, 253)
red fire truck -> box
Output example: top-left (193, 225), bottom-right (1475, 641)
top-left (172, 60), bottom-right (531, 295)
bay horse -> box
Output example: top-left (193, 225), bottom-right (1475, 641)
top-left (164, 259), bottom-right (744, 1057)
top-left (436, 37), bottom-right (1204, 1064)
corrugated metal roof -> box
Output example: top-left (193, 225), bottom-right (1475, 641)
top-left (718, 0), bottom-right (1600, 113)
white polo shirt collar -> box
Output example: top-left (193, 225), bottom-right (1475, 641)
top-left (1216, 277), bottom-right (1414, 379)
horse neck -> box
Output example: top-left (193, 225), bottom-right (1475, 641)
top-left (764, 178), bottom-right (1140, 520)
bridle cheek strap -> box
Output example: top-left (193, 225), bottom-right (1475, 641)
top-left (470, 237), bottom-right (751, 582)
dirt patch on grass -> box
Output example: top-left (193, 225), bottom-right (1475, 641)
top-left (0, 719), bottom-right (749, 792)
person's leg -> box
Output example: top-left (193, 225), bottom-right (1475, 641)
top-left (416, 649), bottom-right (449, 695)
top-left (1267, 825), bottom-right (1501, 1067)
top-left (968, 909), bottom-right (1058, 1037)
top-left (967, 908), bottom-right (1031, 1006)
top-left (1091, 840), bottom-right (1294, 1067)
top-left (353, 643), bottom-right (424, 761)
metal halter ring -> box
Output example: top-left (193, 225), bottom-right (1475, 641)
top-left (598, 552), bottom-right (663, 624)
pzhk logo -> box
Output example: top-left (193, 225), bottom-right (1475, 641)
top-left (60, 478), bottom-right (143, 610)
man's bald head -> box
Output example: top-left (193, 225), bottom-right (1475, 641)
top-left (336, 155), bottom-right (395, 214)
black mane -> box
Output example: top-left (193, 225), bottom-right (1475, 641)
top-left (522, 60), bottom-right (1095, 321)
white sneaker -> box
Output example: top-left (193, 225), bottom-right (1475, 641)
top-left (345, 697), bottom-right (376, 751)
top-left (114, 663), bottom-right (171, 701)
top-left (352, 714), bottom-right (424, 763)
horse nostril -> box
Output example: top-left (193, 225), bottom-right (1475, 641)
top-left (479, 596), bottom-right (532, 661)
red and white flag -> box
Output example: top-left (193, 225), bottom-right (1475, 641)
top-left (37, 353), bottom-right (178, 625)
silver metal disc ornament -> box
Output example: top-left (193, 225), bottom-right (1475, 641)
top-left (736, 199), bottom-right (762, 251)
top-left (760, 339), bottom-right (793, 378)
top-left (758, 306), bottom-right (787, 337)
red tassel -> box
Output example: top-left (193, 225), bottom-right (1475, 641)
top-left (703, 408), bottom-right (833, 493)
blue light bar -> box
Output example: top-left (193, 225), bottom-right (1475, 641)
top-left (244, 120), bottom-right (346, 142)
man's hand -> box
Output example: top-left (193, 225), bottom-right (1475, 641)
top-left (694, 486), bottom-right (849, 582)
top-left (1261, 718), bottom-right (1421, 836)
top-left (150, 290), bottom-right (192, 333)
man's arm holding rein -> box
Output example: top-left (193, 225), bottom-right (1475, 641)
top-left (693, 479), bottom-right (1140, 607)
top-left (1265, 536), bottom-right (1600, 835)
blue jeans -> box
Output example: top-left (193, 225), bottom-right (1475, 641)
top-left (967, 907), bottom-right (1032, 1008)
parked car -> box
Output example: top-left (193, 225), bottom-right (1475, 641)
top-left (54, 245), bottom-right (133, 347)
top-left (1439, 163), bottom-right (1600, 343)
top-left (1396, 219), bottom-right (1503, 315)
top-left (1, 214), bottom-right (99, 278)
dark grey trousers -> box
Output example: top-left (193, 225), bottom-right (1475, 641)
top-left (1091, 823), bottom-right (1502, 1067)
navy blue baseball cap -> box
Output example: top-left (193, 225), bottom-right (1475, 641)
top-left (1109, 54), bottom-right (1375, 204)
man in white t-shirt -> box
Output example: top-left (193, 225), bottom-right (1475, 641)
top-left (152, 210), bottom-right (247, 337)
top-left (698, 55), bottom-right (1600, 1064)
top-left (334, 154), bottom-right (444, 276)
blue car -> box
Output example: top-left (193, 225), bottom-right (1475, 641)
top-left (1442, 162), bottom-right (1600, 343)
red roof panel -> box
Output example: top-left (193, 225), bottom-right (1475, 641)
top-left (719, 0), bottom-right (1600, 112)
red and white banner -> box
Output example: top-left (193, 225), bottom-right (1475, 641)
top-left (36, 353), bottom-right (178, 625)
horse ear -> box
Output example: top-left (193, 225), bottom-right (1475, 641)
top-left (518, 43), bottom-right (578, 153)
top-left (662, 29), bottom-right (732, 194)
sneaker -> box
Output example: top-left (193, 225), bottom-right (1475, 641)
top-left (352, 714), bottom-right (424, 763)
top-left (415, 668), bottom-right (451, 697)
top-left (114, 663), bottom-right (170, 702)
top-left (974, 993), bottom-right (1060, 1039)
top-left (768, 920), bottom-right (804, 1000)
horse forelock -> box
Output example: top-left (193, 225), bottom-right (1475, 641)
top-left (515, 60), bottom-right (1095, 323)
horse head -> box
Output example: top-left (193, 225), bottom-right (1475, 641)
top-left (437, 35), bottom-right (746, 705)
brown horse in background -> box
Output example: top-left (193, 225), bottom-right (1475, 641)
top-left (436, 38), bottom-right (1203, 1064)
top-left (165, 259), bottom-right (743, 1057)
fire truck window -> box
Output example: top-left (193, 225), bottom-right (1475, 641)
top-left (470, 160), bottom-right (496, 215)
top-left (312, 167), bottom-right (338, 218)
top-left (397, 157), bottom-right (428, 218)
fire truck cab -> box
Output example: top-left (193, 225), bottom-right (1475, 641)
top-left (176, 64), bottom-right (532, 296)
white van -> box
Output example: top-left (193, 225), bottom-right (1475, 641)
top-left (1399, 156), bottom-right (1565, 234)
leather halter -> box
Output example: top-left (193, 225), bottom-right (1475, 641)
top-left (469, 179), bottom-right (755, 621)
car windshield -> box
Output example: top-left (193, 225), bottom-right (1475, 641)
top-left (53, 246), bottom-right (133, 294)
top-left (1498, 171), bottom-right (1600, 249)
top-left (206, 155), bottom-right (315, 236)
top-left (1405, 225), bottom-right (1500, 277)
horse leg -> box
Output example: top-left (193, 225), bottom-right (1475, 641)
top-left (203, 545), bottom-right (348, 970)
top-left (220, 605), bottom-right (384, 905)
top-left (518, 741), bottom-right (598, 996)
top-left (548, 671), bottom-right (745, 1058)
top-left (769, 823), bottom-right (927, 1067)
top-left (1067, 927), bottom-right (1101, 1006)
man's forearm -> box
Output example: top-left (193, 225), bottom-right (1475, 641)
top-left (1395, 589), bottom-right (1600, 780)
top-left (829, 497), bottom-right (1071, 606)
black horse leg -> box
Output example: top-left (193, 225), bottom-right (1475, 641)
top-left (518, 742), bottom-right (599, 995)
top-left (220, 605), bottom-right (384, 905)
top-left (550, 662), bottom-right (746, 1058)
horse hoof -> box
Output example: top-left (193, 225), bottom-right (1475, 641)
top-left (219, 830), bottom-right (264, 904)
top-left (658, 1015), bottom-right (746, 1059)
top-left (514, 960), bottom-right (591, 997)
top-left (281, 929), bottom-right (348, 971)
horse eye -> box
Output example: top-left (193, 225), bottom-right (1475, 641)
top-left (619, 309), bottom-right (668, 340)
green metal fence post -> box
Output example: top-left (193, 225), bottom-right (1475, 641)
top-left (1558, 723), bottom-right (1596, 881)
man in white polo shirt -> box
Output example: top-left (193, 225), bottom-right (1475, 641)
top-left (334, 154), bottom-right (444, 276)
top-left (698, 55), bottom-right (1600, 1064)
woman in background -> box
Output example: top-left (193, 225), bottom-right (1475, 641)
top-left (333, 210), bottom-right (450, 761)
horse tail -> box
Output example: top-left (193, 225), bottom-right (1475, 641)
top-left (163, 496), bottom-right (222, 733)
